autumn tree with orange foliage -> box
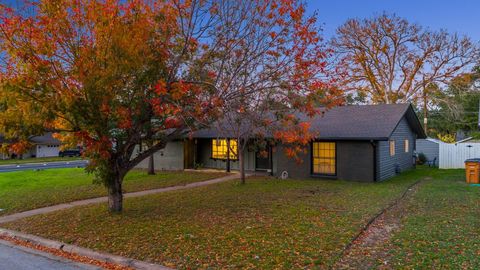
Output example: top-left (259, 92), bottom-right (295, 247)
top-left (198, 1), bottom-right (341, 184)
top-left (332, 13), bottom-right (478, 105)
top-left (0, 0), bottom-right (341, 210)
top-left (0, 0), bottom-right (222, 212)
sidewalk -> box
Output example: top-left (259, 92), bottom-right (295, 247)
top-left (0, 173), bottom-right (238, 224)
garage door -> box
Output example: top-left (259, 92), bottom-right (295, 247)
top-left (37, 145), bottom-right (60, 157)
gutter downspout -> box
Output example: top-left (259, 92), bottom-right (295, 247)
top-left (371, 140), bottom-right (377, 182)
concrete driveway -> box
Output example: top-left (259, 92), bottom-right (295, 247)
top-left (0, 160), bottom-right (88, 173)
top-left (0, 240), bottom-right (100, 270)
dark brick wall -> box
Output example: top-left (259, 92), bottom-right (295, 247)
top-left (274, 145), bottom-right (311, 179)
top-left (336, 141), bottom-right (374, 182)
top-left (274, 141), bottom-right (375, 181)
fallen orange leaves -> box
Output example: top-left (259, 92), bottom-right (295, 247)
top-left (0, 234), bottom-right (132, 270)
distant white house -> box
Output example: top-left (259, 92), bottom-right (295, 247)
top-left (0, 132), bottom-right (62, 159)
top-left (26, 133), bottom-right (62, 158)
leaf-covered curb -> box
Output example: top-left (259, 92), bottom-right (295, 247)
top-left (0, 228), bottom-right (171, 270)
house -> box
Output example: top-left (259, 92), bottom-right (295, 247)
top-left (27, 133), bottom-right (62, 158)
top-left (0, 133), bottom-right (62, 159)
top-left (136, 103), bottom-right (426, 182)
top-left (416, 138), bottom-right (440, 165)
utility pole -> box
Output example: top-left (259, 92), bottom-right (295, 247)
top-left (423, 90), bottom-right (428, 136)
top-left (477, 99), bottom-right (480, 131)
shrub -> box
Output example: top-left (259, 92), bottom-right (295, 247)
top-left (437, 133), bottom-right (456, 143)
top-left (417, 152), bottom-right (427, 165)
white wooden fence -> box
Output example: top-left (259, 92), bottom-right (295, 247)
top-left (439, 142), bottom-right (480, 169)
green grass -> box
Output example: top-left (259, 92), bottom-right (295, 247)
top-left (384, 168), bottom-right (480, 269)
top-left (0, 156), bottom-right (83, 165)
top-left (0, 168), bottom-right (227, 216)
top-left (3, 168), bottom-right (428, 269)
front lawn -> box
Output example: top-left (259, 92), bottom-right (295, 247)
top-left (0, 169), bottom-right (228, 216)
top-left (2, 169), bottom-right (427, 269)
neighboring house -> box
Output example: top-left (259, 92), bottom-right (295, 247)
top-left (27, 133), bottom-right (62, 158)
top-left (0, 133), bottom-right (61, 159)
top-left (416, 138), bottom-right (440, 165)
top-left (137, 103), bottom-right (426, 182)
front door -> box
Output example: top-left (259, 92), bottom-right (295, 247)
top-left (255, 147), bottom-right (271, 171)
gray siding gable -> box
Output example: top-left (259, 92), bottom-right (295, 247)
top-left (376, 116), bottom-right (416, 181)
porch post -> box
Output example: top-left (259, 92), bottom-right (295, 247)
top-left (226, 139), bottom-right (231, 173)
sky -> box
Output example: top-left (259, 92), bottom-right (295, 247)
top-left (2, 0), bottom-right (478, 41)
top-left (309, 0), bottom-right (480, 41)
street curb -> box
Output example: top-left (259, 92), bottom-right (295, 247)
top-left (0, 228), bottom-right (173, 270)
top-left (0, 239), bottom-right (102, 270)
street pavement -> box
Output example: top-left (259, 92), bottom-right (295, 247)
top-left (0, 160), bottom-right (88, 173)
top-left (0, 240), bottom-right (100, 270)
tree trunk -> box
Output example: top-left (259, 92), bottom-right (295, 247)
top-left (239, 145), bottom-right (245, 184)
top-left (148, 154), bottom-right (155, 175)
top-left (108, 175), bottom-right (123, 213)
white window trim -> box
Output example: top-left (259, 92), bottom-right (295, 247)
top-left (390, 140), bottom-right (395, 156)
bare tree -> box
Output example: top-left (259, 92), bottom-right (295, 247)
top-left (332, 13), bottom-right (479, 106)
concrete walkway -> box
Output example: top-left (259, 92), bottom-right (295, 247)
top-left (0, 173), bottom-right (239, 224)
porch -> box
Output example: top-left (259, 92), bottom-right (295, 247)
top-left (183, 138), bottom-right (274, 175)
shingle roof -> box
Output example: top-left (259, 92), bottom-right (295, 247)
top-left (29, 133), bottom-right (61, 145)
top-left (307, 103), bottom-right (425, 140)
top-left (192, 103), bottom-right (426, 140)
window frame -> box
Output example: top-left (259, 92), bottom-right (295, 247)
top-left (310, 141), bottom-right (337, 177)
top-left (211, 139), bottom-right (238, 160)
top-left (404, 139), bottom-right (409, 153)
top-left (390, 140), bottom-right (396, 156)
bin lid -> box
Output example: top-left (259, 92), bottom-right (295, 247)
top-left (465, 158), bottom-right (480, 163)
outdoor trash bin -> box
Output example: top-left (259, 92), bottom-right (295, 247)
top-left (465, 159), bottom-right (480, 184)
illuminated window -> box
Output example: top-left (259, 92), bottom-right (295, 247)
top-left (404, 139), bottom-right (409, 153)
top-left (390, 140), bottom-right (395, 156)
top-left (312, 142), bottom-right (336, 175)
top-left (212, 139), bottom-right (237, 160)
